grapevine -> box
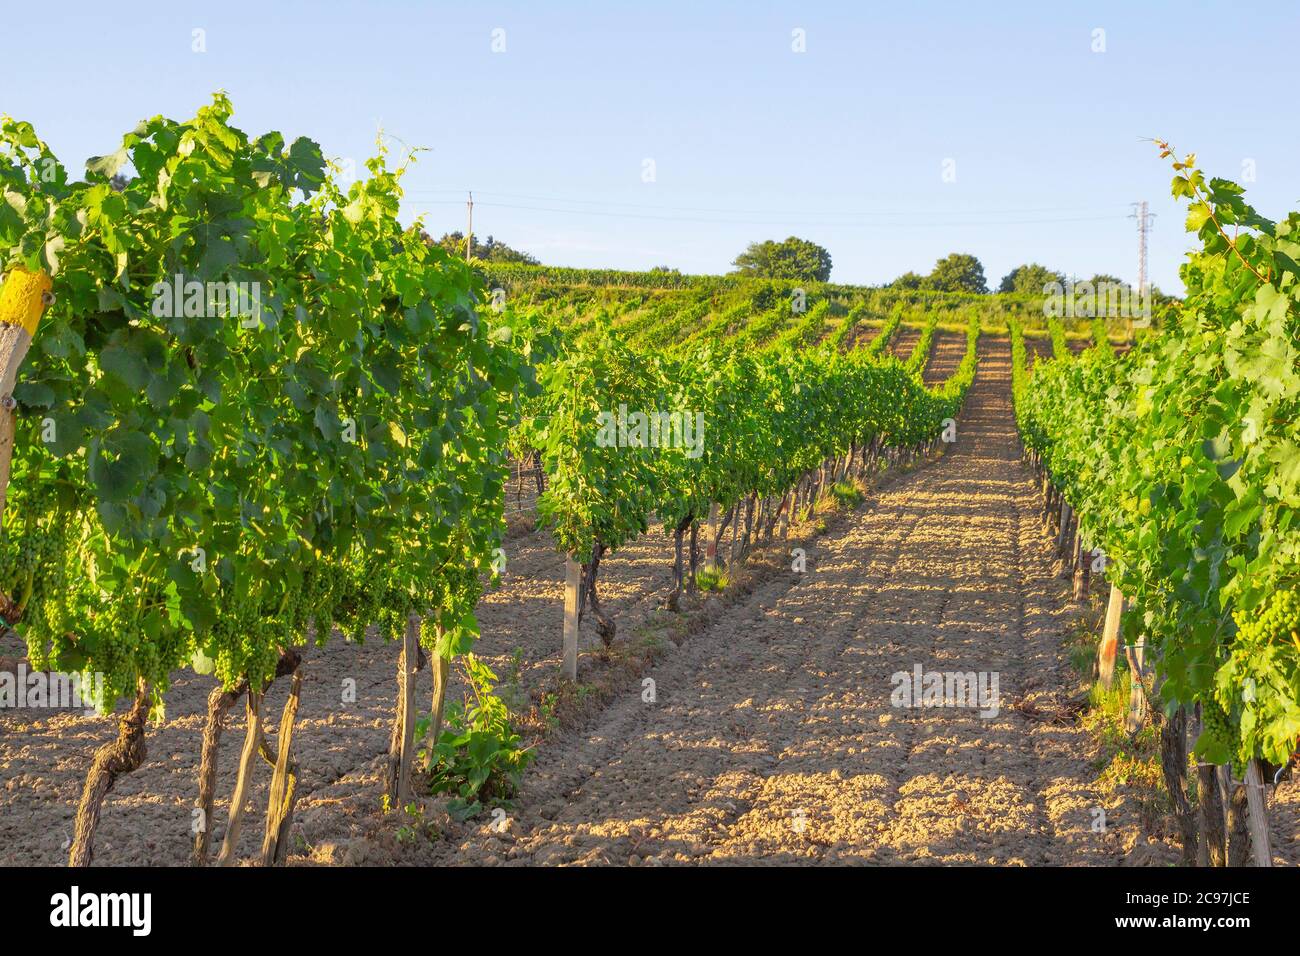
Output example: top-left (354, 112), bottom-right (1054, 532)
top-left (1014, 147), bottom-right (1300, 773)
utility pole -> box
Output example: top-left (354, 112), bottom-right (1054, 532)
top-left (1129, 201), bottom-right (1155, 332)
top-left (466, 191), bottom-right (474, 260)
top-left (1129, 201), bottom-right (1155, 295)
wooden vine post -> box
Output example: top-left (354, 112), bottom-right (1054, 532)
top-left (1097, 584), bottom-right (1123, 689)
top-left (1056, 500), bottom-right (1072, 560)
top-left (1243, 760), bottom-right (1273, 867)
top-left (215, 690), bottom-right (264, 866)
top-left (260, 670), bottom-right (303, 866)
top-left (423, 633), bottom-right (450, 770)
top-left (1193, 707), bottom-right (1227, 867)
top-left (703, 502), bottom-right (721, 570)
top-left (562, 555), bottom-right (581, 680)
top-left (728, 503), bottom-right (741, 565)
top-left (1124, 636), bottom-right (1148, 735)
top-left (1071, 536), bottom-right (1089, 600)
top-left (385, 614), bottom-right (420, 806)
top-left (192, 649), bottom-right (300, 866)
top-left (0, 267), bottom-right (53, 529)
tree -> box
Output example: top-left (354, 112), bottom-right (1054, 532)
top-left (890, 271), bottom-right (928, 290)
top-left (428, 231), bottom-right (539, 264)
top-left (730, 236), bottom-right (832, 282)
top-left (927, 253), bottom-right (987, 293)
top-left (999, 263), bottom-right (1065, 294)
top-left (1081, 276), bottom-right (1177, 306)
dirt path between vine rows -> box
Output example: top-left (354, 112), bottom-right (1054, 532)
top-left (922, 330), bottom-right (967, 386)
top-left (890, 324), bottom-right (921, 361)
top-left (421, 336), bottom-right (1300, 866)
top-left (422, 335), bottom-right (1117, 865)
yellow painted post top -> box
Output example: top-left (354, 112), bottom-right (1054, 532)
top-left (0, 267), bottom-right (53, 336)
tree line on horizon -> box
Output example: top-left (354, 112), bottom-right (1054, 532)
top-left (433, 228), bottom-right (1164, 299)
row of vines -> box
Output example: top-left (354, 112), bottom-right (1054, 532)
top-left (517, 308), bottom-right (981, 643)
top-left (0, 97), bottom-right (981, 867)
top-left (1011, 146), bottom-right (1300, 866)
top-left (0, 97), bottom-right (529, 864)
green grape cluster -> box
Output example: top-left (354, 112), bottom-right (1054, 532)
top-left (286, 560), bottom-right (346, 646)
top-left (1234, 588), bottom-right (1300, 650)
top-left (208, 591), bottom-right (261, 690)
top-left (1199, 697), bottom-right (1242, 773)
top-left (0, 499), bottom-right (78, 626)
top-left (329, 557), bottom-right (390, 644)
top-left (1201, 698), bottom-right (1232, 748)
top-left (1223, 588), bottom-right (1300, 773)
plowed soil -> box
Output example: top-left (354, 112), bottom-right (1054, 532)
top-left (2, 336), bottom-right (1295, 866)
top-left (890, 325), bottom-right (921, 361)
top-left (921, 330), bottom-right (968, 386)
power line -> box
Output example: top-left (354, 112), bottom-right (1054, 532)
top-left (403, 187), bottom-right (1132, 221)
top-left (408, 198), bottom-right (1129, 230)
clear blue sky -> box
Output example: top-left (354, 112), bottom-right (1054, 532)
top-left (3, 1), bottom-right (1297, 293)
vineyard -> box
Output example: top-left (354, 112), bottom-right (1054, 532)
top-left (0, 102), bottom-right (1296, 870)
